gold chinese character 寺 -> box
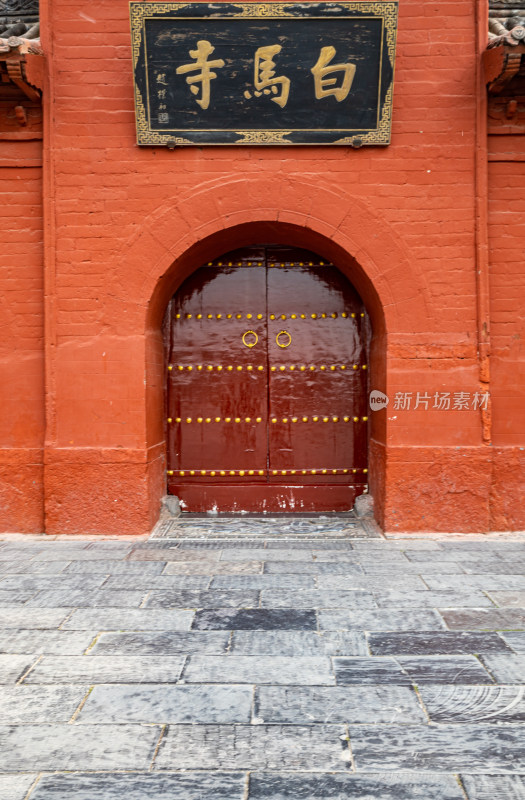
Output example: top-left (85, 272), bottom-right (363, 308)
top-left (311, 46), bottom-right (356, 102)
top-left (244, 44), bottom-right (290, 108)
top-left (176, 40), bottom-right (225, 110)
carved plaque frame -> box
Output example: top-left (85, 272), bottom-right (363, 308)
top-left (130, 2), bottom-right (398, 146)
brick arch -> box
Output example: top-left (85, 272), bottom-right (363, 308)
top-left (133, 175), bottom-right (430, 335)
top-left (116, 176), bottom-right (429, 526)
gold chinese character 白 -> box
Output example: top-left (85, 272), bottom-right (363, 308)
top-left (311, 46), bottom-right (356, 102)
top-left (176, 40), bottom-right (225, 110)
top-left (244, 45), bottom-right (290, 108)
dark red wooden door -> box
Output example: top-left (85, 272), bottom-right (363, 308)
top-left (166, 246), bottom-right (369, 512)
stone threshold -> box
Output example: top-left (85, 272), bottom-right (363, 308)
top-left (150, 511), bottom-right (382, 541)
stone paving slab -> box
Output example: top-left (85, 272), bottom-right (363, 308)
top-left (419, 685), bottom-right (525, 723)
top-left (424, 575), bottom-right (525, 591)
top-left (501, 632), bottom-right (525, 653)
top-left (487, 591), bottom-right (525, 607)
top-left (479, 654), bottom-right (525, 684)
top-left (209, 575), bottom-right (316, 589)
top-left (373, 590), bottom-right (494, 608)
top-left (0, 686), bottom-right (89, 722)
top-left (439, 608), bottom-right (525, 631)
top-left (462, 560), bottom-right (525, 574)
top-left (368, 632), bottom-right (511, 655)
top-left (255, 685), bottom-right (425, 723)
top-left (144, 589), bottom-right (260, 608)
top-left (248, 772), bottom-right (467, 799)
top-left (349, 724), bottom-right (525, 771)
top-left (260, 589), bottom-right (377, 609)
top-left (30, 542), bottom-right (133, 562)
top-left (102, 574), bottom-right (212, 590)
top-left (60, 608), bottom-right (194, 631)
top-left (438, 542), bottom-right (525, 553)
top-left (0, 774), bottom-right (38, 800)
top-left (25, 589), bottom-right (146, 608)
top-left (163, 559), bottom-right (264, 574)
top-left (63, 560), bottom-right (165, 575)
top-left (90, 631), bottom-right (230, 655)
top-left (23, 656), bottom-right (186, 684)
top-left (32, 548), bottom-right (134, 561)
top-left (0, 590), bottom-right (38, 605)
top-left (0, 575), bottom-right (105, 591)
top-left (0, 724), bottom-right (160, 771)
top-left (318, 609), bottom-right (447, 631)
top-left (360, 561), bottom-right (467, 574)
top-left (221, 549), bottom-right (315, 562)
top-left (230, 631), bottom-right (367, 656)
top-left (264, 561), bottom-right (363, 574)
top-left (268, 540), bottom-right (356, 549)
top-left (0, 560), bottom-right (70, 574)
top-left (353, 540), bottom-right (441, 550)
top-left (183, 655), bottom-right (335, 684)
top-left (0, 609), bottom-right (71, 629)
top-left (0, 542), bottom-right (84, 552)
top-left (314, 551), bottom-right (388, 563)
top-left (333, 656), bottom-right (494, 685)
top-left (156, 550), bottom-right (222, 562)
top-left (395, 656), bottom-right (496, 685)
top-left (28, 772), bottom-right (247, 800)
top-left (404, 550), bottom-right (506, 562)
top-left (192, 609), bottom-right (317, 630)
top-left (337, 550), bottom-right (408, 563)
top-left (127, 548), bottom-right (184, 561)
top-left (0, 654), bottom-right (39, 683)
top-left (0, 629), bottom-right (94, 655)
top-left (154, 724), bottom-right (348, 770)
top-left (77, 684), bottom-right (253, 723)
top-left (316, 575), bottom-right (428, 591)
top-left (460, 774), bottom-right (525, 799)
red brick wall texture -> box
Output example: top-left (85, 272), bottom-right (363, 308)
top-left (0, 0), bottom-right (523, 534)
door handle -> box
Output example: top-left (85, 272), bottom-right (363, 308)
top-left (276, 330), bottom-right (292, 348)
top-left (242, 330), bottom-right (258, 348)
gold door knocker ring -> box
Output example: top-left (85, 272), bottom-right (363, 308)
top-left (242, 330), bottom-right (258, 349)
top-left (276, 330), bottom-right (292, 349)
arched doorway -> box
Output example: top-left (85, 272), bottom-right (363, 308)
top-left (164, 245), bottom-right (370, 512)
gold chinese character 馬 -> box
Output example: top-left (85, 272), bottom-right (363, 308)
top-left (311, 46), bottom-right (356, 102)
top-left (244, 45), bottom-right (290, 108)
top-left (176, 40), bottom-right (225, 110)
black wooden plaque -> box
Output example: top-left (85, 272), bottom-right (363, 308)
top-left (130, 2), bottom-right (398, 146)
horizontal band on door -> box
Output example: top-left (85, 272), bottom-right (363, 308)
top-left (168, 364), bottom-right (367, 372)
top-left (168, 468), bottom-right (368, 477)
top-left (167, 416), bottom-right (369, 424)
top-left (173, 312), bottom-right (362, 320)
top-left (205, 261), bottom-right (333, 268)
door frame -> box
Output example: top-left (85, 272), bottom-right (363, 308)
top-left (163, 243), bottom-right (372, 513)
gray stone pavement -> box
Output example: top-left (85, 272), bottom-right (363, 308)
top-left (0, 527), bottom-right (524, 799)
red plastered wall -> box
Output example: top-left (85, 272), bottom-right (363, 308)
top-left (5, 0), bottom-right (515, 534)
top-left (488, 134), bottom-right (525, 530)
top-left (0, 131), bottom-right (45, 532)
